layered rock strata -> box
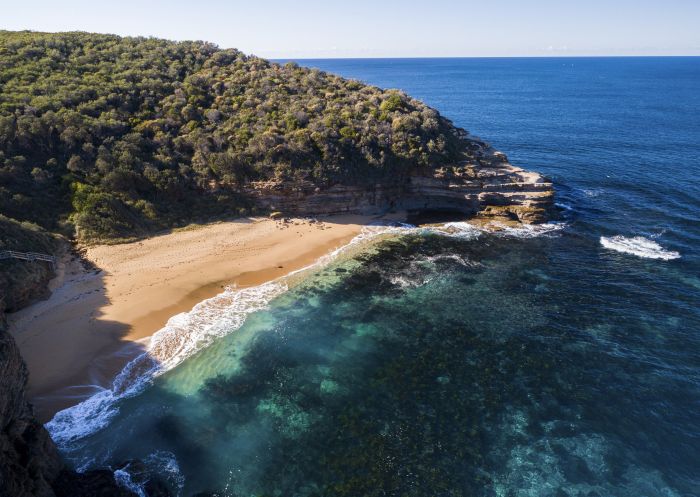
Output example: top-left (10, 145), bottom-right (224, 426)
top-left (248, 135), bottom-right (554, 224)
top-left (0, 133), bottom-right (553, 496)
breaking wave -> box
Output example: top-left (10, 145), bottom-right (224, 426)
top-left (46, 218), bottom-right (566, 450)
top-left (363, 219), bottom-right (565, 241)
top-left (600, 235), bottom-right (681, 260)
top-left (46, 282), bottom-right (287, 447)
top-left (113, 451), bottom-right (184, 497)
top-left (46, 224), bottom-right (400, 449)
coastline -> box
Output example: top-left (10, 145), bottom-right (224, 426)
top-left (8, 214), bottom-right (381, 421)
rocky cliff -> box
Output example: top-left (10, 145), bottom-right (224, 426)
top-left (0, 237), bottom-right (139, 496)
top-left (0, 217), bottom-right (60, 495)
top-left (0, 316), bottom-right (62, 497)
top-left (0, 135), bottom-right (552, 497)
top-left (0, 301), bottom-right (140, 497)
top-left (247, 134), bottom-right (554, 224)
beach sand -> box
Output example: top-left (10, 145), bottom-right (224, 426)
top-left (8, 215), bottom-right (374, 421)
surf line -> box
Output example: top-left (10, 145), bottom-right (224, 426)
top-left (45, 224), bottom-right (401, 448)
top-left (46, 219), bottom-right (566, 449)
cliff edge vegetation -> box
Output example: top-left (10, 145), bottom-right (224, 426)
top-left (0, 31), bottom-right (553, 497)
top-left (1, 30), bottom-right (469, 242)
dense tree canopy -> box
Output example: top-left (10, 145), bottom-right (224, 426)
top-left (0, 31), bottom-right (465, 241)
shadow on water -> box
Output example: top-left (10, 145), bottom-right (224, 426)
top-left (51, 232), bottom-right (700, 496)
top-left (17, 214), bottom-right (312, 422)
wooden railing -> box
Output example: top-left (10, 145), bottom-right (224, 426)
top-left (0, 250), bottom-right (56, 266)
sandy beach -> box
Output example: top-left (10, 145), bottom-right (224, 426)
top-left (8, 215), bottom-right (374, 421)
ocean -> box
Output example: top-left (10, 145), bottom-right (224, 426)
top-left (47, 58), bottom-right (700, 496)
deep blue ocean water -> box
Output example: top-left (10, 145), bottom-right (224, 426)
top-left (49, 58), bottom-right (700, 496)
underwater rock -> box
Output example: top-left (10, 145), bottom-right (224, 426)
top-left (52, 469), bottom-right (137, 497)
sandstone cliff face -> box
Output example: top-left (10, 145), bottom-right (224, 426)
top-left (247, 135), bottom-right (554, 224)
top-left (0, 134), bottom-right (552, 496)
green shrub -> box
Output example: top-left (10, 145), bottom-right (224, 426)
top-left (0, 30), bottom-right (466, 242)
top-left (380, 93), bottom-right (404, 112)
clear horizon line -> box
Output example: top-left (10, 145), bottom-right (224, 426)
top-left (3, 28), bottom-right (698, 60)
top-left (271, 54), bottom-right (700, 60)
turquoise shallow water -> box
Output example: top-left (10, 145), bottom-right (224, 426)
top-left (49, 58), bottom-right (700, 496)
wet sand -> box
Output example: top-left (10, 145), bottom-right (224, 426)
top-left (8, 215), bottom-right (374, 421)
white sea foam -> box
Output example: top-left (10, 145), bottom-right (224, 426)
top-left (371, 217), bottom-right (566, 241)
top-left (491, 221), bottom-right (566, 238)
top-left (46, 225), bottom-right (401, 448)
top-left (47, 281), bottom-right (287, 446)
top-left (424, 253), bottom-right (475, 267)
top-left (113, 451), bottom-right (184, 497)
top-left (434, 221), bottom-right (483, 239)
top-left (555, 201), bottom-right (574, 212)
top-left (114, 467), bottom-right (145, 497)
top-left (583, 188), bottom-right (603, 197)
top-left (365, 219), bottom-right (565, 241)
top-left (144, 451), bottom-right (185, 493)
top-left (389, 275), bottom-right (418, 289)
top-left (46, 219), bottom-right (566, 449)
top-left (600, 235), bottom-right (680, 260)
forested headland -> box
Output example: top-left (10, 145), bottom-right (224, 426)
top-left (0, 31), bottom-right (466, 242)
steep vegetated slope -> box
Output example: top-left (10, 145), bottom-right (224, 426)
top-left (0, 31), bottom-right (472, 242)
top-left (0, 31), bottom-right (553, 496)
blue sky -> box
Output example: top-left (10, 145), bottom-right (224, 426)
top-left (3, 0), bottom-right (699, 58)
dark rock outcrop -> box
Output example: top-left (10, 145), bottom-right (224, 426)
top-left (51, 469), bottom-right (136, 497)
top-left (0, 130), bottom-right (551, 497)
top-left (247, 134), bottom-right (554, 224)
top-left (0, 323), bottom-right (62, 497)
top-left (0, 254), bottom-right (143, 496)
top-left (0, 244), bottom-right (63, 497)
top-left (0, 322), bottom-right (142, 497)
